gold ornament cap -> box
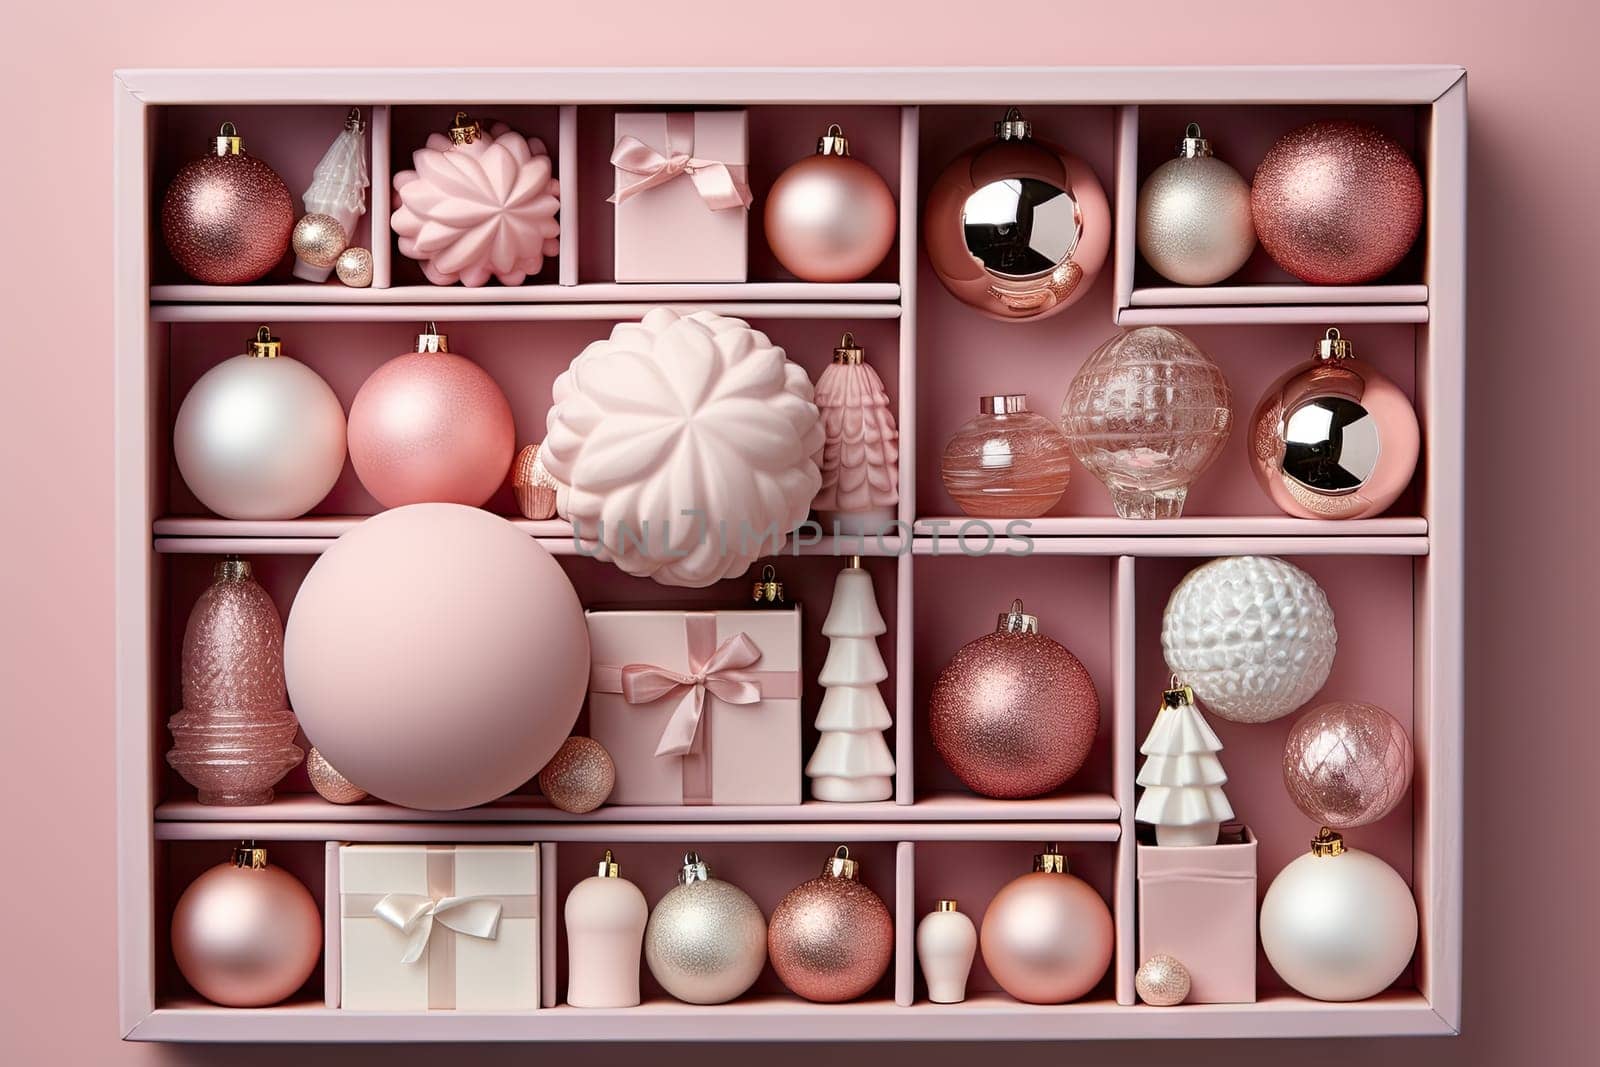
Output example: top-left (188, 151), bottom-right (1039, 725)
top-left (214, 556), bottom-right (251, 582)
top-left (232, 841), bottom-right (267, 870)
top-left (980, 393), bottom-right (1029, 415)
top-left (936, 899), bottom-right (960, 913)
top-left (416, 322), bottom-right (450, 353)
top-left (816, 123), bottom-right (851, 156)
top-left (995, 107), bottom-right (1033, 141)
top-left (248, 325), bottom-right (282, 359)
top-left (752, 564), bottom-right (786, 606)
top-left (1310, 827), bottom-right (1346, 857)
top-left (448, 111), bottom-right (482, 145)
top-left (997, 598), bottom-right (1040, 635)
top-left (345, 107), bottom-right (365, 132)
top-left (1176, 122), bottom-right (1213, 159)
top-left (1163, 681), bottom-right (1197, 710)
top-left (213, 121), bottom-right (244, 156)
top-left (1033, 843), bottom-right (1068, 874)
top-left (595, 849), bottom-right (622, 878)
top-left (833, 332), bottom-right (865, 365)
top-left (1316, 327), bottom-right (1355, 361)
top-left (822, 845), bottom-right (860, 880)
top-left (679, 851), bottom-right (711, 885)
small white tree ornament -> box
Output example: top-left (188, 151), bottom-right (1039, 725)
top-left (1135, 681), bottom-right (1234, 846)
top-left (806, 557), bottom-right (895, 802)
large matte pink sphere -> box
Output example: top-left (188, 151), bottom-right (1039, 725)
top-left (347, 349), bottom-right (515, 508)
top-left (283, 504), bottom-right (589, 810)
top-left (171, 860), bottom-right (321, 1007)
top-left (980, 869), bottom-right (1114, 1004)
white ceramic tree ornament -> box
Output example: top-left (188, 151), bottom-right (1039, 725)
top-left (292, 108), bottom-right (369, 282)
top-left (806, 557), bottom-right (895, 802)
top-left (1135, 682), bottom-right (1234, 845)
top-left (541, 308), bottom-right (824, 588)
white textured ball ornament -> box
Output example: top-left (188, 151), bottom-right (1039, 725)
top-left (1162, 556), bottom-right (1337, 724)
top-left (645, 853), bottom-right (767, 1004)
top-left (1260, 829), bottom-right (1418, 1001)
top-left (1137, 124), bottom-right (1256, 286)
top-left (174, 328), bottom-right (347, 520)
top-left (1135, 954), bottom-right (1191, 1006)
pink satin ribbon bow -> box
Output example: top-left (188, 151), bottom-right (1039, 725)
top-left (621, 630), bottom-right (764, 757)
top-left (609, 113), bottom-right (753, 210)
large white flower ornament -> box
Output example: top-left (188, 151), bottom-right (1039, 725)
top-left (543, 309), bottom-right (824, 587)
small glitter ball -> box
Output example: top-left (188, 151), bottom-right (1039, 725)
top-left (335, 246), bottom-right (374, 287)
top-left (306, 746), bottom-right (367, 804)
top-left (537, 736), bottom-right (615, 813)
top-left (291, 212), bottom-right (349, 269)
top-left (1136, 954), bottom-right (1191, 1006)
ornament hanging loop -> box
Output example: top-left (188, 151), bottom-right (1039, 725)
top-left (998, 598), bottom-right (1040, 635)
top-left (1316, 326), bottom-right (1354, 361)
top-left (1034, 842), bottom-right (1067, 873)
top-left (345, 107), bottom-right (365, 132)
top-left (995, 107), bottom-right (1032, 141)
top-left (679, 851), bottom-right (710, 885)
top-left (833, 332), bottom-right (864, 364)
top-left (248, 325), bottom-right (282, 359)
top-left (214, 121), bottom-right (243, 156)
top-left (824, 844), bottom-right (860, 880)
top-left (415, 321), bottom-right (449, 353)
top-left (449, 111), bottom-right (482, 145)
top-left (751, 564), bottom-right (786, 606)
top-left (1177, 123), bottom-right (1212, 159)
top-left (1163, 681), bottom-right (1196, 708)
top-left (1310, 826), bottom-right (1346, 857)
top-left (817, 123), bottom-right (850, 156)
top-left (232, 840), bottom-right (267, 869)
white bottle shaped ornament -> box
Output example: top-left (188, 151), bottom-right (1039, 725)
top-left (916, 899), bottom-right (977, 1004)
top-left (806, 557), bottom-right (895, 802)
top-left (564, 849), bottom-right (648, 1008)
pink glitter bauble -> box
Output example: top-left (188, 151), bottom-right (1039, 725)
top-left (161, 130), bottom-right (293, 284)
top-left (1283, 701), bottom-right (1414, 828)
top-left (347, 330), bottom-right (515, 509)
top-left (928, 601), bottom-right (1100, 798)
top-left (768, 848), bottom-right (892, 1002)
top-left (980, 853), bottom-right (1114, 1004)
top-left (305, 747), bottom-right (367, 805)
top-left (1250, 120), bottom-right (1423, 285)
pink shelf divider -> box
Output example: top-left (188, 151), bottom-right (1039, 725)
top-left (1112, 556), bottom-right (1137, 1006)
top-left (895, 841), bottom-right (915, 1006)
top-left (1112, 106), bottom-right (1139, 318)
top-left (153, 822), bottom-right (1123, 845)
top-left (148, 301), bottom-right (903, 323)
top-left (1131, 284), bottom-right (1429, 307)
top-left (1118, 305), bottom-right (1429, 326)
top-left (369, 104), bottom-right (392, 290)
top-left (540, 842), bottom-right (559, 1008)
top-left (559, 105), bottom-right (578, 286)
top-left (148, 282), bottom-right (902, 303)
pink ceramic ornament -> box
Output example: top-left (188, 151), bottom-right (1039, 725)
top-left (346, 324), bottom-right (515, 509)
top-left (542, 308), bottom-right (824, 588)
top-left (811, 333), bottom-right (899, 535)
top-left (980, 845), bottom-right (1114, 1004)
top-left (764, 125), bottom-right (897, 283)
top-left (283, 504), bottom-right (589, 811)
top-left (391, 112), bottom-right (561, 287)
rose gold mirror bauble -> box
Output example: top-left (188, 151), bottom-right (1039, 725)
top-left (764, 125), bottom-right (897, 283)
top-left (980, 846), bottom-right (1114, 1004)
top-left (924, 108), bottom-right (1109, 321)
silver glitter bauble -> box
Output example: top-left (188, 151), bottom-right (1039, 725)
top-left (1135, 953), bottom-right (1191, 1006)
top-left (1137, 124), bottom-right (1255, 286)
top-left (644, 853), bottom-right (767, 1004)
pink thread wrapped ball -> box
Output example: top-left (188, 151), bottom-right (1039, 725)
top-left (1283, 701), bottom-right (1413, 828)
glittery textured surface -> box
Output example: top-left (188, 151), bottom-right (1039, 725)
top-left (1135, 953), bottom-right (1191, 1006)
top-left (765, 154), bottom-right (897, 282)
top-left (645, 877), bottom-right (767, 1004)
top-left (1137, 155), bottom-right (1256, 285)
top-left (171, 860), bottom-right (323, 1008)
top-left (346, 350), bottom-right (516, 508)
top-left (979, 870), bottom-right (1114, 1004)
top-left (1283, 701), bottom-right (1413, 828)
top-left (929, 628), bottom-right (1100, 798)
top-left (290, 212), bottom-right (348, 269)
top-left (305, 746), bottom-right (367, 804)
top-left (940, 407), bottom-right (1072, 518)
top-left (1250, 120), bottom-right (1423, 285)
top-left (334, 246), bottom-right (374, 287)
top-left (512, 442), bottom-right (560, 520)
top-left (768, 872), bottom-right (892, 1002)
top-left (161, 153), bottom-right (293, 284)
top-left (536, 735), bottom-right (615, 813)
top-left (1162, 556), bottom-right (1337, 724)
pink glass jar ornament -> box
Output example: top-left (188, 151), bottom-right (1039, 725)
top-left (925, 108), bottom-right (1110, 321)
top-left (391, 111), bottom-right (561, 286)
top-left (1283, 701), bottom-right (1413, 828)
top-left (765, 124), bottom-right (897, 283)
top-left (1060, 326), bottom-right (1233, 519)
top-left (346, 323), bottom-right (516, 509)
top-left (940, 394), bottom-right (1072, 518)
top-left (980, 845), bottom-right (1114, 1004)
top-left (161, 121), bottom-right (293, 285)
top-left (1250, 328), bottom-right (1420, 520)
top-left (811, 333), bottom-right (899, 535)
top-left (166, 557), bottom-right (304, 806)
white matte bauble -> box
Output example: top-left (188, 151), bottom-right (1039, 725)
top-left (1260, 829), bottom-right (1418, 1001)
top-left (1137, 124), bottom-right (1256, 286)
top-left (174, 328), bottom-right (346, 520)
top-left (1162, 556), bottom-right (1337, 724)
top-left (645, 853), bottom-right (767, 1005)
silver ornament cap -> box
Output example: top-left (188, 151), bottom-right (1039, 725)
top-left (644, 851), bottom-right (768, 1005)
top-left (1137, 123), bottom-right (1256, 286)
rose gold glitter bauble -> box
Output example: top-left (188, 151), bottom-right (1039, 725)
top-left (765, 126), bottom-right (896, 283)
top-left (768, 847), bottom-right (893, 1002)
top-left (512, 442), bottom-right (560, 520)
top-left (171, 846), bottom-right (322, 1008)
top-left (290, 212), bottom-right (349, 270)
top-left (979, 848), bottom-right (1114, 1004)
top-left (1135, 953), bottom-right (1191, 1006)
top-left (335, 246), bottom-right (374, 287)
top-left (537, 736), bottom-right (615, 814)
top-left (161, 127), bottom-right (294, 285)
top-left (1283, 701), bottom-right (1414, 828)
top-left (305, 746), bottom-right (367, 804)
top-left (1250, 120), bottom-right (1422, 285)
top-left (928, 600), bottom-right (1100, 798)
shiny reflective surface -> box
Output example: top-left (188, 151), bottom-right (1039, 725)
top-left (961, 177), bottom-right (1080, 278)
top-left (1282, 395), bottom-right (1381, 492)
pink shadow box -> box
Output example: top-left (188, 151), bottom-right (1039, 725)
top-left (1137, 825), bottom-right (1257, 1004)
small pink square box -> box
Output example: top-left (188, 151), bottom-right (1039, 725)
top-left (585, 607), bottom-right (803, 805)
top-left (1137, 827), bottom-right (1258, 1004)
top-left (612, 110), bottom-right (750, 282)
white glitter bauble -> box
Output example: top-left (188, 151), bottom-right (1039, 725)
top-left (644, 853), bottom-right (767, 1004)
top-left (1161, 556), bottom-right (1336, 724)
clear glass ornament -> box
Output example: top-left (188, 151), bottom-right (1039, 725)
top-left (940, 395), bottom-right (1072, 518)
top-left (1060, 327), bottom-right (1232, 519)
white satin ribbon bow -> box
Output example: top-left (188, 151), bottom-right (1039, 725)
top-left (372, 892), bottom-right (504, 964)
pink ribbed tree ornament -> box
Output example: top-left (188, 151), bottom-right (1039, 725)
top-left (542, 308), bottom-right (823, 588)
top-left (167, 558), bottom-right (304, 805)
top-left (391, 111), bottom-right (561, 287)
top-left (811, 333), bottom-right (899, 536)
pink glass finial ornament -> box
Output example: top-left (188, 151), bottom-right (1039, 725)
top-left (925, 108), bottom-right (1110, 321)
top-left (941, 394), bottom-right (1072, 518)
top-left (1283, 701), bottom-right (1414, 828)
top-left (391, 111), bottom-right (561, 286)
top-left (811, 333), bottom-right (899, 535)
top-left (980, 845), bottom-right (1114, 1004)
top-left (1061, 326), bottom-right (1233, 519)
top-left (1250, 328), bottom-right (1421, 519)
top-left (346, 323), bottom-right (516, 509)
top-left (765, 125), bottom-right (897, 283)
top-left (542, 307), bottom-right (824, 588)
top-left (166, 558), bottom-right (303, 806)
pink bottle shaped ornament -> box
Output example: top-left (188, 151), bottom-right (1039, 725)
top-left (811, 333), bottom-right (899, 536)
top-left (564, 850), bottom-right (648, 1008)
top-left (167, 559), bottom-right (303, 805)
top-left (391, 111), bottom-right (561, 287)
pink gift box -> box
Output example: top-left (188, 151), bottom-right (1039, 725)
top-left (585, 608), bottom-right (802, 805)
top-left (1137, 826), bottom-right (1258, 1004)
top-left (612, 110), bottom-right (751, 282)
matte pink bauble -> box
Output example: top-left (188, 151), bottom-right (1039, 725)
top-left (283, 504), bottom-right (589, 811)
top-left (346, 326), bottom-right (515, 509)
top-left (980, 847), bottom-right (1114, 1004)
top-left (1283, 701), bottom-right (1413, 828)
top-left (928, 600), bottom-right (1100, 798)
top-left (1250, 120), bottom-right (1423, 285)
top-left (764, 125), bottom-right (896, 283)
top-left (171, 845), bottom-right (321, 1008)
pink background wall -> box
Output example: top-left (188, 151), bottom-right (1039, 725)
top-left (0, 0), bottom-right (1590, 1062)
